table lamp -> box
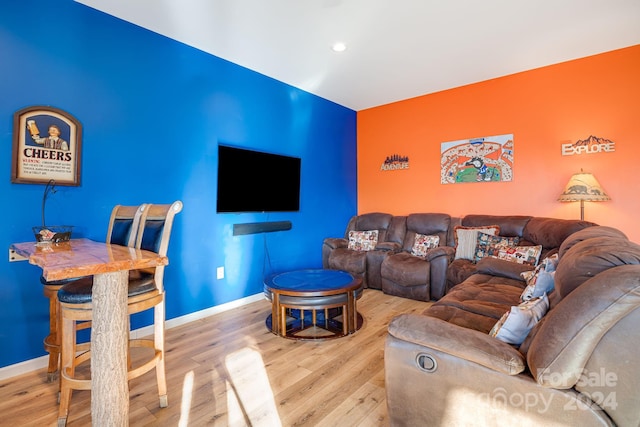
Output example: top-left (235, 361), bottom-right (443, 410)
top-left (558, 169), bottom-right (610, 220)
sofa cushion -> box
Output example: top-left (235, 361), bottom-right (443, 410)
top-left (461, 215), bottom-right (531, 237)
top-left (555, 237), bottom-right (640, 299)
top-left (522, 217), bottom-right (596, 251)
top-left (426, 274), bottom-right (526, 333)
top-left (381, 252), bottom-right (430, 287)
top-left (490, 294), bottom-right (549, 345)
top-left (454, 225), bottom-right (500, 261)
top-left (411, 234), bottom-right (440, 258)
top-left (474, 232), bottom-right (520, 263)
top-left (347, 230), bottom-right (378, 251)
top-left (401, 213), bottom-right (451, 252)
top-left (558, 225), bottom-right (628, 259)
top-left (349, 212), bottom-right (393, 241)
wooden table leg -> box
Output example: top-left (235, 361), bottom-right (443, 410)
top-left (342, 303), bottom-right (348, 335)
top-left (280, 305), bottom-right (287, 337)
top-left (91, 270), bottom-right (129, 426)
top-left (271, 293), bottom-right (280, 335)
top-left (347, 291), bottom-right (355, 334)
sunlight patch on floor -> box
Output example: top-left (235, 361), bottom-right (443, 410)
top-left (225, 347), bottom-right (282, 426)
top-left (178, 370), bottom-right (195, 427)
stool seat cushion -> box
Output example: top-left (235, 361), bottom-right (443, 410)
top-left (41, 275), bottom-right (87, 286)
top-left (263, 283), bottom-right (364, 304)
top-left (58, 271), bottom-right (156, 304)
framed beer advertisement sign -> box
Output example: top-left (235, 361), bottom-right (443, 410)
top-left (11, 105), bottom-right (82, 186)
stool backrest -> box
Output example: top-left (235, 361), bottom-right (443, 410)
top-left (135, 201), bottom-right (183, 290)
top-left (106, 204), bottom-right (147, 247)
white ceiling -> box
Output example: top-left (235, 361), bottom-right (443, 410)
top-left (76, 0), bottom-right (640, 111)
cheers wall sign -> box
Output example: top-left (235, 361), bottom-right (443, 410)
top-left (11, 105), bottom-right (83, 186)
top-left (561, 135), bottom-right (615, 156)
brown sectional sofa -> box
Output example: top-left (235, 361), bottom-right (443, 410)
top-left (323, 213), bottom-right (640, 425)
top-left (323, 212), bottom-right (594, 301)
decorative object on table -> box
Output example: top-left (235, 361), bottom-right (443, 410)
top-left (561, 135), bottom-right (616, 156)
top-left (440, 134), bottom-right (513, 184)
top-left (11, 105), bottom-right (82, 186)
top-left (380, 154), bottom-right (409, 171)
top-left (33, 179), bottom-right (73, 243)
top-left (558, 169), bottom-right (610, 220)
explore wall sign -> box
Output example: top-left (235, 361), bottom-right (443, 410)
top-left (561, 135), bottom-right (615, 156)
top-left (381, 154), bottom-right (409, 171)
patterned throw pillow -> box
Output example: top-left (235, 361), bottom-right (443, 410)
top-left (347, 230), bottom-right (379, 251)
top-left (454, 225), bottom-right (501, 261)
top-left (474, 232), bottom-right (520, 263)
top-left (520, 253), bottom-right (559, 301)
top-left (496, 245), bottom-right (543, 266)
top-left (411, 234), bottom-right (440, 258)
top-left (490, 294), bottom-right (550, 345)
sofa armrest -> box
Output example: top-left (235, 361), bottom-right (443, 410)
top-left (475, 257), bottom-right (533, 281)
top-left (322, 237), bottom-right (348, 268)
top-left (423, 245), bottom-right (455, 262)
top-left (375, 241), bottom-right (401, 252)
top-left (424, 246), bottom-right (455, 300)
top-left (388, 313), bottom-right (525, 375)
top-left (323, 237), bottom-right (348, 250)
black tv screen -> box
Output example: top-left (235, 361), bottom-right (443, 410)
top-left (216, 145), bottom-right (301, 213)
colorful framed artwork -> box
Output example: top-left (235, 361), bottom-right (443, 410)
top-left (11, 105), bottom-right (82, 186)
top-left (440, 134), bottom-right (513, 184)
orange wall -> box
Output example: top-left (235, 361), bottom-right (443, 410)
top-left (357, 45), bottom-right (640, 242)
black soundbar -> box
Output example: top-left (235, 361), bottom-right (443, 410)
top-left (233, 221), bottom-right (292, 236)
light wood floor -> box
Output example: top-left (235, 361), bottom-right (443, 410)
top-left (0, 289), bottom-right (429, 426)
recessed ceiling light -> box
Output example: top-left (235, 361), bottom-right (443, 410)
top-left (331, 42), bottom-right (347, 52)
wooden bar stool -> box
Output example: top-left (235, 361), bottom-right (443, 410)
top-left (42, 277), bottom-right (84, 382)
top-left (40, 204), bottom-right (146, 382)
top-left (56, 201), bottom-right (182, 426)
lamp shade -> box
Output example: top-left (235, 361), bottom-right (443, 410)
top-left (558, 171), bottom-right (610, 202)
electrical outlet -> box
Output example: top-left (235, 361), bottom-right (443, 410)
top-left (217, 266), bottom-right (224, 280)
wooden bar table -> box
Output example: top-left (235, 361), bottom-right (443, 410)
top-left (10, 238), bottom-right (168, 426)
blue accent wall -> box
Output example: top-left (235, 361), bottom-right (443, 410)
top-left (0, 0), bottom-right (357, 368)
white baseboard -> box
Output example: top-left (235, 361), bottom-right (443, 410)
top-left (0, 293), bottom-right (265, 381)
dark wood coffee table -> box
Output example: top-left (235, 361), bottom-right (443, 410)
top-left (264, 269), bottom-right (363, 340)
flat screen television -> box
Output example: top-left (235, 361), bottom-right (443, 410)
top-left (216, 145), bottom-right (301, 213)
